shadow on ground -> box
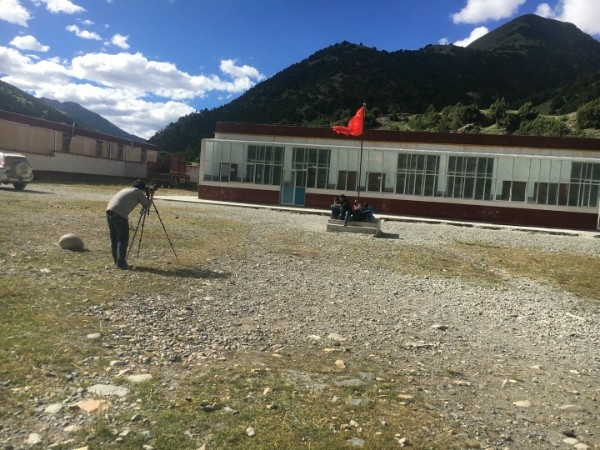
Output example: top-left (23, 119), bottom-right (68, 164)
top-left (131, 265), bottom-right (230, 279)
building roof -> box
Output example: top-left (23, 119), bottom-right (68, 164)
top-left (0, 109), bottom-right (157, 150)
top-left (215, 122), bottom-right (600, 152)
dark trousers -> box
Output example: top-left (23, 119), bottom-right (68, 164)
top-left (106, 211), bottom-right (129, 267)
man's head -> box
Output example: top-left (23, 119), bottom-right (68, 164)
top-left (133, 179), bottom-right (146, 190)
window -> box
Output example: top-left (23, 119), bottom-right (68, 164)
top-left (62, 135), bottom-right (71, 152)
top-left (141, 149), bottom-right (147, 163)
top-left (396, 153), bottom-right (440, 196)
top-left (95, 140), bottom-right (104, 157)
top-left (337, 170), bottom-right (357, 191)
top-left (117, 144), bottom-right (124, 160)
top-left (246, 145), bottom-right (284, 185)
top-left (293, 147), bottom-right (331, 189)
top-left (569, 162), bottom-right (600, 207)
top-left (534, 182), bottom-right (569, 205)
top-left (446, 156), bottom-right (493, 200)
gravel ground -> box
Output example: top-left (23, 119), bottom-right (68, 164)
top-left (3, 188), bottom-right (600, 449)
top-left (162, 201), bottom-right (600, 449)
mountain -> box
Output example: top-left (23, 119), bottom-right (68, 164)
top-left (149, 14), bottom-right (600, 161)
top-left (2, 14), bottom-right (600, 162)
top-left (39, 98), bottom-right (142, 142)
top-left (0, 80), bottom-right (142, 142)
top-left (0, 80), bottom-right (73, 124)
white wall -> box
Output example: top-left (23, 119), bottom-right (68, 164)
top-left (26, 152), bottom-right (147, 178)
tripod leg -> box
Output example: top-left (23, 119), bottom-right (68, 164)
top-left (127, 209), bottom-right (146, 260)
top-left (151, 201), bottom-right (180, 263)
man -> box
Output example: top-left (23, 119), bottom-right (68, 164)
top-left (339, 194), bottom-right (352, 226)
top-left (106, 180), bottom-right (152, 269)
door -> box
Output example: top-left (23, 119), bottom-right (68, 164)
top-left (281, 169), bottom-right (306, 206)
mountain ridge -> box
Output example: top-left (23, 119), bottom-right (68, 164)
top-left (1, 14), bottom-right (600, 162)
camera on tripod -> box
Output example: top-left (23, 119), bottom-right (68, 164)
top-left (145, 183), bottom-right (159, 199)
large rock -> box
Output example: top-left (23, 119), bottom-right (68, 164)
top-left (59, 233), bottom-right (85, 251)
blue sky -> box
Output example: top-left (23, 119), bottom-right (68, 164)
top-left (1, 0), bottom-right (599, 139)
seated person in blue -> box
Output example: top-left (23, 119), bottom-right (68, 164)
top-left (361, 202), bottom-right (375, 222)
top-left (330, 197), bottom-right (341, 219)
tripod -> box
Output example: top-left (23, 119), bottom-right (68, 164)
top-left (127, 198), bottom-right (179, 264)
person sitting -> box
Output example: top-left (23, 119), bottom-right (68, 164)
top-left (351, 199), bottom-right (363, 221)
top-left (339, 194), bottom-right (352, 225)
top-left (330, 197), bottom-right (341, 219)
top-left (362, 202), bottom-right (375, 222)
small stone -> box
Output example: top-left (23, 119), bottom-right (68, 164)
top-left (347, 437), bottom-right (365, 447)
top-left (76, 399), bottom-right (112, 412)
top-left (246, 426), bottom-right (255, 437)
top-left (88, 384), bottom-right (129, 397)
top-left (45, 403), bottom-right (62, 414)
top-left (127, 374), bottom-right (153, 383)
top-left (27, 433), bottom-right (42, 445)
top-left (335, 359), bottom-right (346, 369)
top-left (513, 400), bottom-right (532, 408)
top-left (86, 333), bottom-right (101, 340)
top-left (559, 404), bottom-right (584, 412)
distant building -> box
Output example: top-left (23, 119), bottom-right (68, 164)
top-left (0, 110), bottom-right (158, 180)
top-left (199, 122), bottom-right (600, 230)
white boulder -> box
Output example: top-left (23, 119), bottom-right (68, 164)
top-left (59, 234), bottom-right (85, 251)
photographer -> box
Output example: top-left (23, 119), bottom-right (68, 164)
top-left (106, 179), bottom-right (153, 270)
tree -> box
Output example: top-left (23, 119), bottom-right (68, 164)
top-left (576, 98), bottom-right (600, 130)
top-left (516, 116), bottom-right (570, 136)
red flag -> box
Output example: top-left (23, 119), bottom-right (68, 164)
top-left (332, 105), bottom-right (365, 137)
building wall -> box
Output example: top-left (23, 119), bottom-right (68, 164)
top-left (0, 111), bottom-right (158, 179)
top-left (199, 123), bottom-right (600, 230)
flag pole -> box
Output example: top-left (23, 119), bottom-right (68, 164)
top-left (357, 103), bottom-right (366, 198)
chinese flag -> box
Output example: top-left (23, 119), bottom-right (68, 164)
top-left (332, 105), bottom-right (365, 137)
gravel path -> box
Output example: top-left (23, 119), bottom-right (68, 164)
top-left (118, 201), bottom-right (600, 449)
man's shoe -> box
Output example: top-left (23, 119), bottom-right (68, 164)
top-left (116, 263), bottom-right (133, 270)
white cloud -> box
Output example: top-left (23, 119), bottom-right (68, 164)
top-left (452, 0), bottom-right (526, 24)
top-left (0, 46), bottom-right (265, 139)
top-left (535, 0), bottom-right (600, 35)
top-left (41, 0), bottom-right (85, 14)
top-left (454, 26), bottom-right (489, 47)
top-left (0, 0), bottom-right (31, 26)
top-left (10, 35), bottom-right (50, 52)
top-left (110, 34), bottom-right (130, 50)
top-left (66, 24), bottom-right (102, 40)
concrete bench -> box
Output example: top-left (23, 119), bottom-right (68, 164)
top-left (326, 218), bottom-right (382, 237)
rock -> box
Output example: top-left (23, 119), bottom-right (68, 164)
top-left (347, 437), bottom-right (365, 447)
top-left (44, 403), bottom-right (62, 414)
top-left (88, 384), bottom-right (129, 397)
top-left (58, 233), bottom-right (85, 251)
top-left (513, 400), bottom-right (532, 408)
top-left (27, 433), bottom-right (42, 445)
top-left (127, 374), bottom-right (153, 383)
top-left (76, 399), bottom-right (112, 412)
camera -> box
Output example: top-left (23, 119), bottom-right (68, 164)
top-left (145, 183), bottom-right (159, 198)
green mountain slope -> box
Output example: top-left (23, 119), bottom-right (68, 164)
top-left (149, 14), bottom-right (600, 161)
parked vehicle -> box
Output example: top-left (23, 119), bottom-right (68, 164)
top-left (147, 154), bottom-right (189, 187)
top-left (0, 151), bottom-right (34, 190)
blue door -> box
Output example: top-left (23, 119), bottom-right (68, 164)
top-left (281, 170), bottom-right (305, 206)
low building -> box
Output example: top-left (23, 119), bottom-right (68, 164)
top-left (199, 122), bottom-right (600, 230)
top-left (0, 110), bottom-right (158, 180)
